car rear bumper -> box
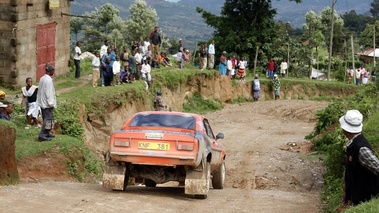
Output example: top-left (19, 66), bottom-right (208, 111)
top-left (110, 151), bottom-right (196, 166)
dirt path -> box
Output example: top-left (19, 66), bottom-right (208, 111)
top-left (0, 100), bottom-right (328, 213)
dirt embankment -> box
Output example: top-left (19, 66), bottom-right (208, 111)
top-left (80, 74), bottom-right (354, 157)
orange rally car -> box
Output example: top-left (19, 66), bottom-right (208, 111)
top-left (102, 111), bottom-right (226, 198)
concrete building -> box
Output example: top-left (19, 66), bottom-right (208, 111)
top-left (0, 0), bottom-right (72, 87)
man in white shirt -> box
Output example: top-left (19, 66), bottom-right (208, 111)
top-left (100, 40), bottom-right (109, 58)
top-left (74, 41), bottom-right (82, 79)
top-left (135, 49), bottom-right (143, 79)
top-left (208, 40), bottom-right (215, 69)
top-left (37, 65), bottom-right (57, 142)
top-left (280, 59), bottom-right (288, 78)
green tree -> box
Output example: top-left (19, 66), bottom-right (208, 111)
top-left (360, 21), bottom-right (379, 49)
top-left (70, 17), bottom-right (83, 43)
top-left (125, 0), bottom-right (158, 43)
top-left (371, 0), bottom-right (379, 18)
top-left (197, 0), bottom-right (284, 67)
top-left (79, 3), bottom-right (126, 52)
top-left (342, 10), bottom-right (373, 34)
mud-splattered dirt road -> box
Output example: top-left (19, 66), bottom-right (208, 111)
top-left (0, 100), bottom-right (328, 213)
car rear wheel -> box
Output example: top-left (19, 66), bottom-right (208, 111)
top-left (144, 179), bottom-right (157, 187)
top-left (212, 161), bottom-right (225, 189)
top-left (195, 161), bottom-right (210, 199)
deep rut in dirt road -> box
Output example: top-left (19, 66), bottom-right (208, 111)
top-left (2, 100), bottom-right (328, 213)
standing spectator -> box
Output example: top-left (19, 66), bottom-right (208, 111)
top-left (150, 25), bottom-right (161, 61)
top-left (208, 40), bottom-right (215, 69)
top-left (267, 58), bottom-right (275, 79)
top-left (219, 51), bottom-right (227, 75)
top-left (346, 66), bottom-right (354, 84)
top-left (371, 67), bottom-right (377, 83)
top-left (362, 69), bottom-right (369, 85)
top-left (129, 50), bottom-right (137, 82)
top-left (109, 48), bottom-right (117, 67)
top-left (121, 47), bottom-right (129, 72)
top-left (103, 57), bottom-right (113, 86)
top-left (0, 102), bottom-right (13, 121)
top-left (74, 41), bottom-right (82, 79)
top-left (252, 74), bottom-right (261, 101)
top-left (141, 60), bottom-right (152, 89)
top-left (178, 39), bottom-right (183, 51)
top-left (272, 74), bottom-right (281, 100)
top-left (131, 41), bottom-right (139, 52)
top-left (140, 41), bottom-right (147, 59)
top-left (135, 48), bottom-right (143, 79)
top-left (113, 56), bottom-right (121, 85)
top-left (339, 110), bottom-right (379, 206)
top-left (21, 78), bottom-right (41, 129)
top-left (100, 39), bottom-right (109, 58)
top-left (101, 48), bottom-right (112, 87)
top-left (185, 49), bottom-right (191, 63)
top-left (92, 51), bottom-right (100, 87)
top-left (356, 64), bottom-right (365, 85)
top-left (176, 48), bottom-right (184, 69)
top-left (231, 56), bottom-right (237, 79)
top-left (37, 65), bottom-right (57, 142)
top-left (237, 57), bottom-right (247, 81)
top-left (153, 90), bottom-right (165, 111)
top-left (227, 57), bottom-right (233, 78)
top-left (199, 44), bottom-right (207, 70)
top-left (280, 59), bottom-right (288, 78)
top-left (144, 45), bottom-right (152, 65)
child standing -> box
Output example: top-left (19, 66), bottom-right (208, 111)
top-left (141, 60), bottom-right (152, 88)
top-left (92, 51), bottom-right (100, 87)
top-left (113, 56), bottom-right (121, 85)
top-left (273, 74), bottom-right (281, 100)
top-left (237, 57), bottom-right (247, 81)
top-left (252, 74), bottom-right (260, 101)
top-left (129, 50), bottom-right (137, 83)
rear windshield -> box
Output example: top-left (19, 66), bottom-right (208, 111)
top-left (129, 114), bottom-right (196, 130)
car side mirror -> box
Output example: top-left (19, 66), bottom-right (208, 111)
top-left (216, 133), bottom-right (224, 140)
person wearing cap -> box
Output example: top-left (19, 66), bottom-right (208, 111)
top-left (0, 102), bottom-right (13, 121)
top-left (153, 90), bottom-right (165, 111)
top-left (339, 110), bottom-right (379, 206)
top-left (272, 74), bottom-right (280, 100)
top-left (0, 90), bottom-right (5, 102)
top-left (37, 65), bottom-right (57, 142)
top-left (149, 25), bottom-right (161, 62)
top-left (252, 74), bottom-right (261, 101)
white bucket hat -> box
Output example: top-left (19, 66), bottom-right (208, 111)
top-left (339, 110), bottom-right (363, 133)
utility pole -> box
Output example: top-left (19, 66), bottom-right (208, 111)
top-left (327, 0), bottom-right (337, 81)
top-left (351, 35), bottom-right (356, 85)
top-left (374, 23), bottom-right (376, 67)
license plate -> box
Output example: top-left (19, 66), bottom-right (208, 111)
top-left (138, 142), bottom-right (170, 151)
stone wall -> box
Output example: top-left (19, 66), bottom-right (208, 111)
top-left (0, 0), bottom-right (72, 87)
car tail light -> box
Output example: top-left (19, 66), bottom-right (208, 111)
top-left (114, 140), bottom-right (130, 147)
top-left (177, 144), bottom-right (194, 151)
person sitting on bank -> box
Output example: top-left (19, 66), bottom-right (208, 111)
top-left (0, 102), bottom-right (14, 121)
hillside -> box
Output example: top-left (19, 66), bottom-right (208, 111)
top-left (178, 0), bottom-right (372, 27)
top-left (70, 0), bottom-right (213, 50)
top-left (71, 0), bottom-right (372, 50)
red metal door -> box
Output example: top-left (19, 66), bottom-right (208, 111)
top-left (36, 23), bottom-right (56, 81)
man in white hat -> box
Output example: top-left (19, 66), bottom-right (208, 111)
top-left (339, 110), bottom-right (379, 205)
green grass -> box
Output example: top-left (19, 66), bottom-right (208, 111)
top-left (344, 198), bottom-right (379, 213)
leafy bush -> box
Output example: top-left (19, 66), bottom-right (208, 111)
top-left (183, 92), bottom-right (222, 114)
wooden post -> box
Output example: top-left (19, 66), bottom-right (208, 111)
top-left (253, 46), bottom-right (259, 76)
top-left (0, 123), bottom-right (19, 185)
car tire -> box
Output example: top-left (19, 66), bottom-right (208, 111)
top-left (195, 161), bottom-right (210, 199)
top-left (145, 179), bottom-right (157, 187)
top-left (212, 161), bottom-right (225, 189)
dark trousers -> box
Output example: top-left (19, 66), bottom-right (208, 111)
top-left (74, 59), bottom-right (81, 79)
top-left (39, 107), bottom-right (54, 137)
